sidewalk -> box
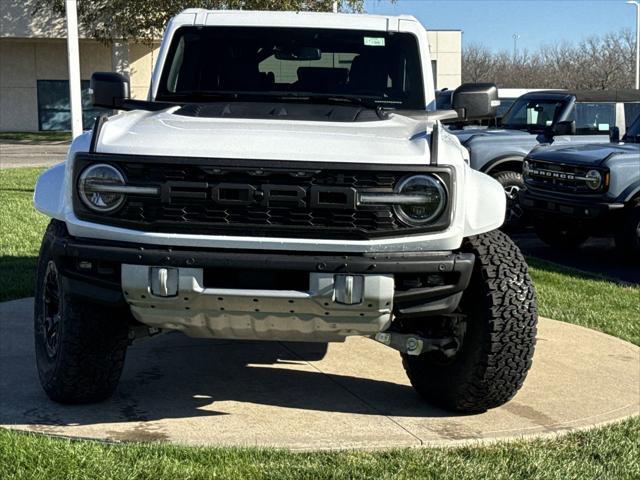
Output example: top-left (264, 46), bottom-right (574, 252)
top-left (0, 140), bottom-right (69, 169)
top-left (1, 297), bottom-right (638, 450)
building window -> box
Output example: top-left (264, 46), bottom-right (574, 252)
top-left (431, 60), bottom-right (437, 89)
top-left (37, 80), bottom-right (104, 131)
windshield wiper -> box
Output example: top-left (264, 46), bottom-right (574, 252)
top-left (273, 93), bottom-right (385, 108)
top-left (158, 90), bottom-right (251, 102)
top-left (276, 93), bottom-right (393, 119)
top-left (156, 90), bottom-right (394, 118)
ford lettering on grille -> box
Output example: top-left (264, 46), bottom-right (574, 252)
top-left (160, 181), bottom-right (357, 209)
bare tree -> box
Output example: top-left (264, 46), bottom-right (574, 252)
top-left (463, 30), bottom-right (636, 90)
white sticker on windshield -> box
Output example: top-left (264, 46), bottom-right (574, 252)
top-left (598, 123), bottom-right (610, 131)
top-left (364, 37), bottom-right (385, 47)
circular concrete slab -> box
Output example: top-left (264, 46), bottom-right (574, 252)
top-left (1, 298), bottom-right (638, 450)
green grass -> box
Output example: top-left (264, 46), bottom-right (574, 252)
top-left (2, 418), bottom-right (639, 480)
top-left (0, 131), bottom-right (71, 142)
top-left (0, 168), bottom-right (49, 301)
top-left (0, 167), bottom-right (638, 479)
top-left (529, 258), bottom-right (640, 345)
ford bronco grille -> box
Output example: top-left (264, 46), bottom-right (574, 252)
top-left (524, 159), bottom-right (608, 194)
top-left (73, 153), bottom-right (453, 240)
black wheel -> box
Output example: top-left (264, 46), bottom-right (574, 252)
top-left (533, 219), bottom-right (589, 249)
top-left (614, 206), bottom-right (640, 259)
top-left (402, 230), bottom-right (537, 413)
top-left (492, 170), bottom-right (526, 230)
top-left (34, 220), bottom-right (130, 403)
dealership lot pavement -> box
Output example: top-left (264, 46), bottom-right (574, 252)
top-left (1, 298), bottom-right (637, 450)
top-left (513, 232), bottom-right (640, 285)
top-left (0, 141), bottom-right (68, 169)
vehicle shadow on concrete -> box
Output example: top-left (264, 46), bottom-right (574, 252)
top-left (1, 309), bottom-right (458, 431)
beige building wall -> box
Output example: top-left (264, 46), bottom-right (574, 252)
top-left (427, 30), bottom-right (462, 90)
top-left (0, 0), bottom-right (158, 131)
top-left (0, 38), bottom-right (158, 131)
top-left (129, 44), bottom-right (160, 100)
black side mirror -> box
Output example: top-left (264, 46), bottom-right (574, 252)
top-left (610, 126), bottom-right (620, 143)
top-left (551, 120), bottom-right (576, 136)
top-left (90, 72), bottom-right (130, 109)
top-left (451, 83), bottom-right (499, 121)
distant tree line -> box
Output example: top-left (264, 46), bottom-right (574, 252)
top-left (462, 30), bottom-right (636, 90)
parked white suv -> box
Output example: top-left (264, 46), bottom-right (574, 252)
top-left (33, 10), bottom-right (537, 413)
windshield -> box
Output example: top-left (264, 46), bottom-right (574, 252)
top-left (501, 99), bottom-right (564, 132)
top-left (496, 99), bottom-right (515, 118)
top-left (157, 26), bottom-right (425, 110)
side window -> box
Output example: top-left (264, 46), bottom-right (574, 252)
top-left (572, 103), bottom-right (615, 134)
top-left (37, 80), bottom-right (105, 131)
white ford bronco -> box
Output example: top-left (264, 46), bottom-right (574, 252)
top-left (33, 10), bottom-right (537, 413)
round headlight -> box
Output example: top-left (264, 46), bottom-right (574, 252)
top-left (393, 175), bottom-right (447, 225)
top-left (78, 164), bottom-right (126, 212)
top-left (585, 170), bottom-right (602, 190)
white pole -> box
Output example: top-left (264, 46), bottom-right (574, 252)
top-left (332, 1), bottom-right (338, 13)
top-left (629, 1), bottom-right (640, 90)
top-left (65, 0), bottom-right (83, 138)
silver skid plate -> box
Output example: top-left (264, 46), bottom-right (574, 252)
top-left (121, 265), bottom-right (394, 342)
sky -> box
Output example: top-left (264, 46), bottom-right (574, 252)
top-left (363, 0), bottom-right (637, 52)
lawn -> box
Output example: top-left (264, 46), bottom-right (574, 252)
top-left (0, 168), bottom-right (50, 302)
top-left (1, 167), bottom-right (638, 479)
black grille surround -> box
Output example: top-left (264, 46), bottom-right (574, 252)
top-left (524, 158), bottom-right (609, 195)
top-left (73, 153), bottom-right (454, 240)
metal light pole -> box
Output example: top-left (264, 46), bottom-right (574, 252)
top-left (628, 1), bottom-right (640, 89)
top-left (512, 33), bottom-right (520, 60)
top-left (332, 1), bottom-right (338, 13)
top-left (65, 0), bottom-right (83, 138)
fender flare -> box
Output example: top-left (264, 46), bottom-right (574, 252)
top-left (481, 154), bottom-right (525, 175)
top-left (462, 168), bottom-right (506, 235)
top-left (619, 182), bottom-right (640, 204)
top-left (34, 162), bottom-right (66, 220)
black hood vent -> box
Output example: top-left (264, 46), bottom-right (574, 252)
top-left (173, 101), bottom-right (383, 122)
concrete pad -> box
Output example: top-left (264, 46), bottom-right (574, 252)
top-left (0, 141), bottom-right (68, 169)
top-left (1, 298), bottom-right (638, 450)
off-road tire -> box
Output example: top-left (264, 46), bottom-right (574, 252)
top-left (34, 220), bottom-right (130, 403)
top-left (402, 230), bottom-right (537, 413)
top-left (614, 206), bottom-right (640, 259)
top-left (533, 219), bottom-right (589, 249)
top-left (493, 170), bottom-right (527, 231)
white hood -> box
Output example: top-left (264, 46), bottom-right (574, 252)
top-left (96, 108), bottom-right (431, 165)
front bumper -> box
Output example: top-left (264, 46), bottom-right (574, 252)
top-left (520, 189), bottom-right (624, 220)
top-left (52, 234), bottom-right (474, 342)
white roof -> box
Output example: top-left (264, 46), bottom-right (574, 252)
top-left (171, 9), bottom-right (420, 32)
